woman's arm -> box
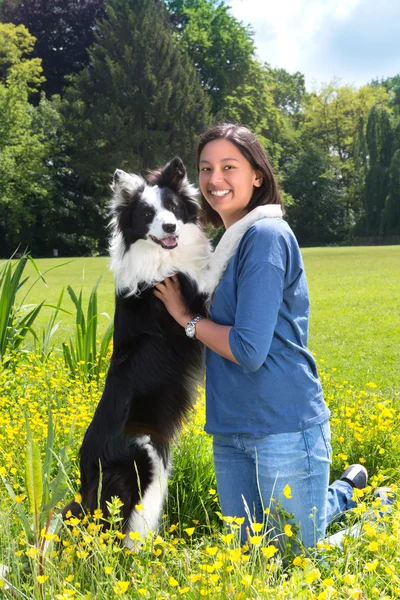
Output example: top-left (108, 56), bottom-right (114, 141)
top-left (153, 276), bottom-right (238, 364)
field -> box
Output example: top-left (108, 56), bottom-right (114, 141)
top-left (20, 245), bottom-right (400, 392)
top-left (1, 246), bottom-right (399, 599)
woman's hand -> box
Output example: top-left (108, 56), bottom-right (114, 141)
top-left (153, 275), bottom-right (194, 328)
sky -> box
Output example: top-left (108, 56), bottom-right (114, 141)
top-left (227, 0), bottom-right (400, 90)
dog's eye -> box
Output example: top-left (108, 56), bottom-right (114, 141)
top-left (143, 211), bottom-right (152, 218)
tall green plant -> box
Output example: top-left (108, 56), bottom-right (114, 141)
top-left (0, 255), bottom-right (44, 362)
top-left (62, 278), bottom-right (113, 382)
top-left (1, 407), bottom-right (72, 551)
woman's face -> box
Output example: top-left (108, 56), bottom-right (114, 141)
top-left (199, 138), bottom-right (262, 228)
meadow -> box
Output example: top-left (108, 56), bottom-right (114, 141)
top-left (0, 246), bottom-right (399, 599)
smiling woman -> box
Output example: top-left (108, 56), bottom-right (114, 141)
top-left (154, 122), bottom-right (368, 551)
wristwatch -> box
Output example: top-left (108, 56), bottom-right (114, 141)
top-left (185, 315), bottom-right (204, 339)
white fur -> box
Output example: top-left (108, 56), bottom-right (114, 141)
top-left (110, 222), bottom-right (213, 296)
top-left (124, 436), bottom-right (170, 549)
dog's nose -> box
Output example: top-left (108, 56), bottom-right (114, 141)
top-left (163, 223), bottom-right (176, 234)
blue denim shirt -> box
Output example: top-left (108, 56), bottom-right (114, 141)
top-left (205, 217), bottom-right (330, 435)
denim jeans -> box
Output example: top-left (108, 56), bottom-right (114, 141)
top-left (213, 421), bottom-right (355, 549)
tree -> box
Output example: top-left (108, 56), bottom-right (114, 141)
top-left (362, 105), bottom-right (393, 236)
top-left (302, 83), bottom-right (389, 224)
top-left (0, 22), bottom-right (57, 256)
top-left (283, 141), bottom-right (344, 246)
top-left (381, 149), bottom-right (400, 235)
top-left (0, 0), bottom-right (106, 97)
top-left (217, 61), bottom-right (284, 167)
top-left (165, 0), bottom-right (255, 116)
top-left (61, 0), bottom-right (210, 252)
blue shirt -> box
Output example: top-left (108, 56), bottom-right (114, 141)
top-left (205, 217), bottom-right (330, 435)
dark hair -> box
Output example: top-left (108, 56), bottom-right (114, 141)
top-left (196, 123), bottom-right (283, 228)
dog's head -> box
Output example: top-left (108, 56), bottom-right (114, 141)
top-left (110, 157), bottom-right (200, 251)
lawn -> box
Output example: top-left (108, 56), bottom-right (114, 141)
top-left (1, 245), bottom-right (399, 598)
top-left (18, 245), bottom-right (400, 395)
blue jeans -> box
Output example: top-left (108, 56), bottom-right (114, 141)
top-left (213, 421), bottom-right (355, 549)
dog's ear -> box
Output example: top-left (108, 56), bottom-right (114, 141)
top-left (110, 169), bottom-right (145, 209)
top-left (159, 157), bottom-right (186, 189)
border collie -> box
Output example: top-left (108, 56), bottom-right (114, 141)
top-left (62, 157), bottom-right (212, 546)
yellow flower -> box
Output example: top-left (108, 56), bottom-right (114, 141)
top-left (250, 535), bottom-right (262, 546)
top-left (184, 527), bottom-right (195, 537)
top-left (26, 547), bottom-right (38, 558)
top-left (284, 523), bottom-right (293, 537)
top-left (221, 533), bottom-right (233, 543)
top-left (348, 589), bottom-right (362, 599)
top-left (188, 574), bottom-right (201, 583)
top-left (178, 587), bottom-right (190, 594)
top-left (74, 492), bottom-right (82, 503)
top-left (113, 581), bottom-right (130, 595)
top-left (135, 504), bottom-right (143, 511)
top-left (283, 484), bottom-right (292, 499)
top-left (293, 556), bottom-right (303, 566)
top-left (205, 546), bottom-right (218, 556)
top-left (234, 517), bottom-right (245, 525)
top-left (364, 560), bottom-right (378, 572)
top-left (241, 574), bottom-right (252, 586)
top-left (343, 574), bottom-right (356, 585)
top-left (251, 522), bottom-right (263, 533)
top-left (208, 488), bottom-right (216, 495)
top-left (261, 545), bottom-right (278, 558)
top-left (93, 508), bottom-right (103, 519)
top-left (104, 566), bottom-right (113, 575)
top-left (115, 531), bottom-right (126, 540)
top-left (36, 575), bottom-right (49, 584)
top-left (14, 494), bottom-right (26, 503)
top-left (129, 531), bottom-right (142, 541)
top-left (169, 576), bottom-right (179, 587)
top-left (368, 541), bottom-right (379, 552)
top-left (305, 568), bottom-right (320, 584)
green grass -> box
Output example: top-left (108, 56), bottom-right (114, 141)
top-left (15, 245), bottom-right (400, 394)
top-left (304, 245), bottom-right (400, 394)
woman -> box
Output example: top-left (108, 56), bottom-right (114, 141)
top-left (154, 123), bottom-right (367, 550)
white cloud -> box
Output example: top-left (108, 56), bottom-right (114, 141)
top-left (227, 0), bottom-right (399, 88)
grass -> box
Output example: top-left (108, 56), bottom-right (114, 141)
top-left (1, 245), bottom-right (400, 597)
top-left (16, 245), bottom-right (400, 394)
top-left (304, 245), bottom-right (400, 394)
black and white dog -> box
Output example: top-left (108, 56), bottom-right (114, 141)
top-left (62, 158), bottom-right (212, 544)
top-left (62, 156), bottom-right (282, 545)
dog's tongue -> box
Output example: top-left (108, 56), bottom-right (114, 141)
top-left (162, 236), bottom-right (177, 247)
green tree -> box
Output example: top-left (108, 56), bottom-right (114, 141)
top-left (0, 0), bottom-right (106, 98)
top-left (284, 141), bottom-right (344, 246)
top-left (218, 60), bottom-right (285, 167)
top-left (166, 0), bottom-right (255, 116)
top-left (62, 0), bottom-right (210, 246)
top-left (362, 105), bottom-right (393, 236)
top-left (302, 83), bottom-right (389, 224)
top-left (380, 149), bottom-right (400, 235)
top-left (0, 22), bottom-right (56, 256)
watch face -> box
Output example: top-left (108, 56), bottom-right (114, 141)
top-left (186, 323), bottom-right (195, 338)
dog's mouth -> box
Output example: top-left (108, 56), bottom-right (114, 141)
top-left (150, 235), bottom-right (178, 250)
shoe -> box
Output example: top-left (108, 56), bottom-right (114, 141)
top-left (340, 464), bottom-right (368, 489)
top-left (373, 486), bottom-right (396, 505)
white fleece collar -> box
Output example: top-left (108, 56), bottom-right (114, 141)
top-left (199, 204), bottom-right (283, 295)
